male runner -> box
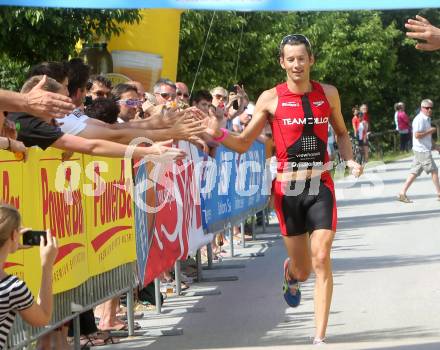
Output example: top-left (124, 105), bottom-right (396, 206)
top-left (206, 34), bottom-right (362, 345)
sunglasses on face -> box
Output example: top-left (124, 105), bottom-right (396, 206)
top-left (176, 91), bottom-right (189, 98)
top-left (280, 34), bottom-right (312, 50)
top-left (117, 99), bottom-right (142, 108)
top-left (156, 92), bottom-right (176, 100)
top-left (422, 106), bottom-right (433, 110)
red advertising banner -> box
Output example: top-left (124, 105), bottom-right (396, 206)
top-left (134, 142), bottom-right (207, 286)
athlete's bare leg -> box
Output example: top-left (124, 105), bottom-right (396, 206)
top-left (400, 173), bottom-right (417, 196)
top-left (310, 229), bottom-right (335, 340)
top-left (282, 234), bottom-right (312, 282)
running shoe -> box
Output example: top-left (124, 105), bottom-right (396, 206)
top-left (313, 337), bottom-right (327, 345)
top-left (282, 257), bottom-right (301, 307)
top-left (397, 194), bottom-right (412, 203)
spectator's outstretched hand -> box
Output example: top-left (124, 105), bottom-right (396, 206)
top-left (1, 119), bottom-right (17, 139)
top-left (25, 75), bottom-right (75, 120)
top-left (9, 139), bottom-right (27, 161)
top-left (168, 109), bottom-right (206, 140)
top-left (188, 135), bottom-right (209, 154)
top-left (406, 15), bottom-right (440, 51)
top-left (147, 140), bottom-right (187, 161)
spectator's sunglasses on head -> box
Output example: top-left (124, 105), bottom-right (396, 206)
top-left (280, 34), bottom-right (312, 50)
top-left (117, 99), bottom-right (142, 108)
top-left (176, 90), bottom-right (189, 99)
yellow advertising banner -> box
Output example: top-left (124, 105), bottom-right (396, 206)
top-left (83, 156), bottom-right (136, 276)
top-left (0, 148), bottom-right (137, 295)
top-left (31, 148), bottom-right (89, 294)
top-left (0, 150), bottom-right (24, 280)
top-left (108, 9), bottom-right (183, 90)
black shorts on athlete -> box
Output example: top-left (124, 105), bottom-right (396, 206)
top-left (273, 173), bottom-right (337, 236)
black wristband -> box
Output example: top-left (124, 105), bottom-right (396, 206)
top-left (6, 138), bottom-right (11, 151)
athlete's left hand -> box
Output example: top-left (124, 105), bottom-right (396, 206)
top-left (346, 159), bottom-right (363, 177)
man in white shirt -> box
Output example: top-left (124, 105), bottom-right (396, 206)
top-left (398, 99), bottom-right (440, 202)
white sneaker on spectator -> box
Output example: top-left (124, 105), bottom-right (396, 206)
top-left (313, 337), bottom-right (327, 345)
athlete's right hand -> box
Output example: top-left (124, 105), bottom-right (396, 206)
top-left (202, 107), bottom-right (222, 138)
top-left (346, 159), bottom-right (363, 177)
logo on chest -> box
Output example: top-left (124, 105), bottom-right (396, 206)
top-left (281, 101), bottom-right (300, 107)
top-left (282, 117), bottom-right (328, 126)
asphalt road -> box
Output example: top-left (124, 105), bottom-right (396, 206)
top-left (99, 155), bottom-right (440, 350)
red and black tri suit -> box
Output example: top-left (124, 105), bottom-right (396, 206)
top-left (270, 81), bottom-right (337, 236)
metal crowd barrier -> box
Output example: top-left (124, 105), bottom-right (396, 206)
top-left (8, 262), bottom-right (137, 349)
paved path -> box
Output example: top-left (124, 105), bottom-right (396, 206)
top-left (98, 155), bottom-right (440, 349)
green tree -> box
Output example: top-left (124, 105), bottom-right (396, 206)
top-left (381, 9), bottom-right (440, 120)
top-left (178, 9), bottom-right (440, 135)
top-left (0, 7), bottom-right (141, 89)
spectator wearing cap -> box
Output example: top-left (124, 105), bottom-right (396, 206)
top-left (232, 103), bottom-right (254, 133)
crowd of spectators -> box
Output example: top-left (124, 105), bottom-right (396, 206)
top-left (0, 57), bottom-right (257, 348)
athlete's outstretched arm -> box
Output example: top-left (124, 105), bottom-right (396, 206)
top-left (323, 84), bottom-right (362, 176)
top-left (206, 90), bottom-right (272, 154)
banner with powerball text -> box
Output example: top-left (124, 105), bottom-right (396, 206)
top-left (28, 148), bottom-right (89, 294)
top-left (82, 155), bottom-right (136, 276)
top-left (0, 150), bottom-right (24, 280)
top-left (0, 148), bottom-right (138, 295)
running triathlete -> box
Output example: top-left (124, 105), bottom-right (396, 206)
top-left (205, 34), bottom-right (362, 345)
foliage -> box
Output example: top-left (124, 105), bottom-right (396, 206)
top-left (0, 54), bottom-right (29, 91)
top-left (178, 9), bottom-right (440, 138)
top-left (0, 7), bottom-right (141, 90)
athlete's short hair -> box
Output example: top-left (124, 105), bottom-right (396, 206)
top-left (279, 34), bottom-right (313, 58)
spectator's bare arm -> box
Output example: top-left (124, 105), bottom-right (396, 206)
top-left (19, 231), bottom-right (58, 326)
top-left (406, 15), bottom-right (440, 51)
top-left (52, 133), bottom-right (186, 160)
top-left (0, 76), bottom-right (74, 121)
